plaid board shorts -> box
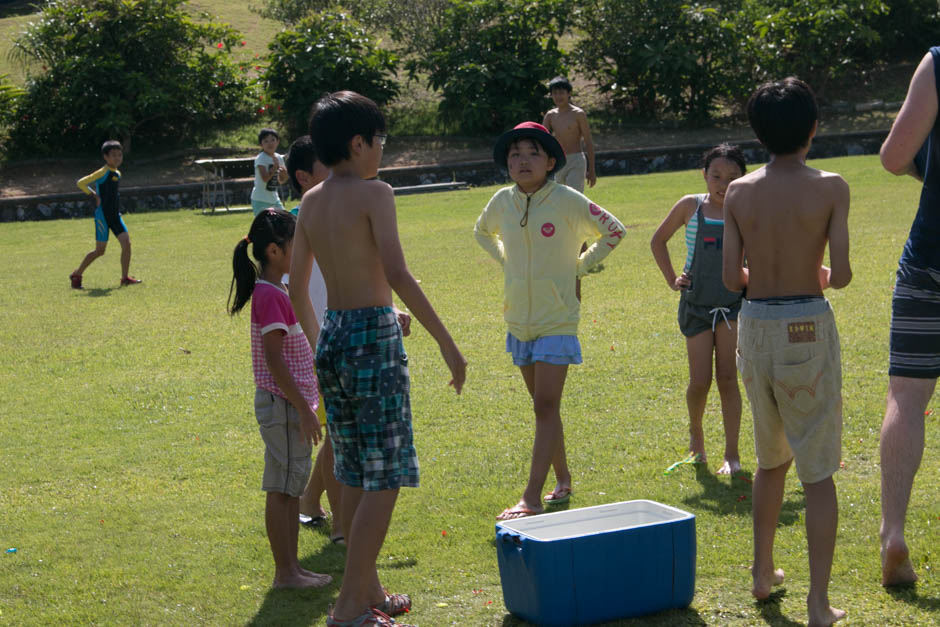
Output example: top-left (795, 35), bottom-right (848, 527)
top-left (889, 263), bottom-right (940, 378)
top-left (315, 306), bottom-right (417, 491)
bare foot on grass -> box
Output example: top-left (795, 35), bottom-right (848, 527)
top-left (716, 458), bottom-right (742, 475)
top-left (751, 566), bottom-right (785, 600)
top-left (297, 566), bottom-right (327, 581)
top-left (273, 571), bottom-right (332, 589)
top-left (882, 539), bottom-right (918, 586)
top-left (807, 603), bottom-right (846, 627)
top-left (688, 433), bottom-right (706, 463)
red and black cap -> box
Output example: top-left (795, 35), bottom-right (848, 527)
top-left (493, 121), bottom-right (566, 175)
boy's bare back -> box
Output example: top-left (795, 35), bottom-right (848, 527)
top-left (297, 177), bottom-right (399, 311)
top-left (544, 106), bottom-right (589, 155)
top-left (723, 160), bottom-right (851, 299)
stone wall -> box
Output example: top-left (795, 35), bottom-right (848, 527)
top-left (0, 130), bottom-right (888, 223)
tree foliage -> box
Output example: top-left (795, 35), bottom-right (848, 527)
top-left (575, 0), bottom-right (741, 121)
top-left (0, 74), bottom-right (24, 153)
top-left (408, 0), bottom-right (568, 134)
top-left (9, 0), bottom-right (255, 156)
top-left (575, 0), bottom-right (889, 121)
top-left (735, 0), bottom-right (886, 98)
top-left (262, 11), bottom-right (399, 138)
top-left (864, 0), bottom-right (939, 61)
top-left (250, 0), bottom-right (333, 24)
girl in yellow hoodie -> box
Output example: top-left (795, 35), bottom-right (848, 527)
top-left (475, 122), bottom-right (625, 520)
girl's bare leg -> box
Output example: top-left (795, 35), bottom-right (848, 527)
top-left (686, 331), bottom-right (715, 461)
top-left (714, 321), bottom-right (742, 474)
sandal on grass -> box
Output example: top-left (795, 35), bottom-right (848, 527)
top-left (330, 533), bottom-right (346, 546)
top-left (374, 590), bottom-right (411, 616)
top-left (543, 487), bottom-right (572, 505)
top-left (327, 607), bottom-right (414, 627)
top-left (298, 513), bottom-right (327, 527)
top-left (497, 504), bottom-right (543, 521)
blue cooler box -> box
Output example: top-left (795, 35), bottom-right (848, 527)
top-left (495, 499), bottom-right (695, 626)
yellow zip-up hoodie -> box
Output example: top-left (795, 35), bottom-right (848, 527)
top-left (474, 181), bottom-right (626, 342)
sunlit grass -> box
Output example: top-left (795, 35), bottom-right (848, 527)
top-left (0, 155), bottom-right (936, 625)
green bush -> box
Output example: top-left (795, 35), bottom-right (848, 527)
top-left (574, 0), bottom-right (889, 120)
top-left (870, 0), bottom-right (940, 61)
top-left (8, 0), bottom-right (255, 156)
top-left (732, 0), bottom-right (886, 99)
top-left (408, 0), bottom-right (568, 134)
top-left (251, 0), bottom-right (332, 24)
top-left (0, 74), bottom-right (24, 155)
top-left (575, 0), bottom-right (740, 122)
top-left (262, 11), bottom-right (399, 138)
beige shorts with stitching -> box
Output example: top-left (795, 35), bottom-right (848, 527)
top-left (736, 298), bottom-right (842, 484)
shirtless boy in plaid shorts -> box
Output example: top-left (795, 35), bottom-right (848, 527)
top-left (289, 91), bottom-right (466, 627)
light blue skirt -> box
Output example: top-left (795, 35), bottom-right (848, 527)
top-left (506, 333), bottom-right (583, 367)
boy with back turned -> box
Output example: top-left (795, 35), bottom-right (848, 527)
top-left (722, 77), bottom-right (851, 627)
top-left (288, 91), bottom-right (466, 627)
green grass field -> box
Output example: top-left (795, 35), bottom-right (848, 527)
top-left (0, 155), bottom-right (937, 626)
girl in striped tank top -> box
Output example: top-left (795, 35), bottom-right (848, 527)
top-left (650, 144), bottom-right (747, 475)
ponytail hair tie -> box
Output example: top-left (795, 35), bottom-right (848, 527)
top-left (243, 235), bottom-right (251, 244)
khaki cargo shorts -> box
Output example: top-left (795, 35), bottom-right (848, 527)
top-left (736, 297), bottom-right (842, 484)
top-left (254, 389), bottom-right (313, 497)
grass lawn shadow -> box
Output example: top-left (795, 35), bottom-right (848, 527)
top-left (885, 583), bottom-right (940, 612)
top-left (756, 589), bottom-right (803, 627)
top-left (499, 605), bottom-right (707, 626)
top-left (83, 287), bottom-right (115, 297)
top-left (246, 544), bottom-right (342, 627)
top-left (681, 465), bottom-right (802, 526)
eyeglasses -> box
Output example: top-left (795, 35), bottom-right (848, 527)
top-left (375, 133), bottom-right (388, 147)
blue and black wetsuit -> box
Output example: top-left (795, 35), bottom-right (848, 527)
top-left (77, 165), bottom-right (125, 242)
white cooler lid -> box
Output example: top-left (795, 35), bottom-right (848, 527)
top-left (497, 499), bottom-right (693, 541)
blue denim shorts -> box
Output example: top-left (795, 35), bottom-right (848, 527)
top-left (506, 333), bottom-right (582, 367)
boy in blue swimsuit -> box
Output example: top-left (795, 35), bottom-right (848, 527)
top-left (70, 140), bottom-right (141, 289)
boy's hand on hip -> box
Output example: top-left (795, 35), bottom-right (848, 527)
top-left (394, 307), bottom-right (412, 337)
